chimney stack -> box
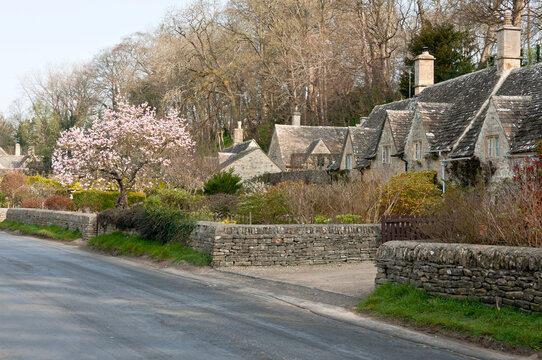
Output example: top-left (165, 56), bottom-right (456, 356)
top-left (496, 10), bottom-right (521, 73)
top-left (414, 47), bottom-right (435, 95)
top-left (291, 109), bottom-right (301, 127)
top-left (233, 121), bottom-right (244, 145)
top-left (15, 143), bottom-right (20, 156)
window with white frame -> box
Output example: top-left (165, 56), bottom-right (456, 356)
top-left (487, 136), bottom-right (500, 158)
top-left (346, 154), bottom-right (353, 169)
top-left (413, 141), bottom-right (422, 161)
top-left (382, 146), bottom-right (391, 164)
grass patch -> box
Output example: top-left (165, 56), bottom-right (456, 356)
top-left (0, 220), bottom-right (82, 241)
top-left (88, 232), bottom-right (211, 267)
top-left (358, 283), bottom-right (542, 349)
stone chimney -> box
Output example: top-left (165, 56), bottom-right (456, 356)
top-left (15, 143), bottom-right (20, 156)
top-left (291, 108), bottom-right (301, 127)
top-left (414, 47), bottom-right (435, 95)
top-left (233, 121), bottom-right (244, 145)
top-left (496, 10), bottom-right (522, 73)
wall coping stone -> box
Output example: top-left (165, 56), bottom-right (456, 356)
top-left (378, 241), bottom-right (542, 272)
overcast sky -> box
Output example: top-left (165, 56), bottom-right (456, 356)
top-left (0, 0), bottom-right (193, 116)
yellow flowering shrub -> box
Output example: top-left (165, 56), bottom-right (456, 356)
top-left (380, 171), bottom-right (442, 215)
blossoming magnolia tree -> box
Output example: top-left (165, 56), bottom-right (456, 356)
top-left (52, 97), bottom-right (194, 208)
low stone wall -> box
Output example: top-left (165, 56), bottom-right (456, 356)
top-left (189, 221), bottom-right (381, 267)
top-left (5, 208), bottom-right (97, 241)
top-left (376, 241), bottom-right (542, 312)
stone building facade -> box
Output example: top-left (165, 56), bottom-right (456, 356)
top-left (218, 139), bottom-right (281, 181)
top-left (338, 11), bottom-right (541, 184)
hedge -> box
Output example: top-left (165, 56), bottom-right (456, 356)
top-left (73, 190), bottom-right (146, 212)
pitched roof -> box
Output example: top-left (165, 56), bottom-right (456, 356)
top-left (272, 125), bottom-right (348, 168)
top-left (416, 67), bottom-right (502, 156)
top-left (416, 102), bottom-right (453, 147)
top-left (494, 63), bottom-right (542, 153)
top-left (386, 110), bottom-right (413, 154)
top-left (220, 139), bottom-right (259, 154)
top-left (305, 139), bottom-right (330, 155)
top-left (347, 126), bottom-right (379, 168)
top-left (219, 148), bottom-right (260, 169)
top-left (0, 155), bottom-right (27, 169)
top-left (362, 99), bottom-right (415, 159)
top-left (491, 96), bottom-right (531, 144)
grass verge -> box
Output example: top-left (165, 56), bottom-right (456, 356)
top-left (357, 283), bottom-right (542, 349)
top-left (88, 232), bottom-right (211, 266)
top-left (0, 220), bottom-right (82, 241)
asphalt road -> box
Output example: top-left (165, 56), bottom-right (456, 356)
top-left (0, 232), bottom-right (521, 360)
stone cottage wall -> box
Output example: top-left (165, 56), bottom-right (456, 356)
top-left (376, 241), bottom-right (542, 312)
top-left (189, 221), bottom-right (381, 267)
top-left (5, 208), bottom-right (97, 240)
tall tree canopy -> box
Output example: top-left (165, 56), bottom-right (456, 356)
top-left (400, 22), bottom-right (477, 98)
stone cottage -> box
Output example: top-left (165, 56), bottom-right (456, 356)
top-left (0, 143), bottom-right (30, 177)
top-left (217, 122), bottom-right (281, 181)
top-left (268, 111), bottom-right (348, 171)
top-left (340, 11), bottom-right (541, 184)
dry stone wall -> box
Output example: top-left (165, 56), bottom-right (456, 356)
top-left (376, 241), bottom-right (542, 312)
top-left (189, 221), bottom-right (381, 267)
top-left (5, 208), bottom-right (97, 240)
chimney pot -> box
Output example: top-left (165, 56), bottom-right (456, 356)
top-left (504, 10), bottom-right (512, 26)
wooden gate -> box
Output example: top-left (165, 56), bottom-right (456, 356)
top-left (381, 215), bottom-right (428, 243)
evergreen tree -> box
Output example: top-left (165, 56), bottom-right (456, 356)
top-left (400, 22), bottom-right (476, 98)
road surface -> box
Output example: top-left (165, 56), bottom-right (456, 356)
top-left (0, 232), bottom-right (520, 360)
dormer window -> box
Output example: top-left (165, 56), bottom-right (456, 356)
top-left (413, 141), bottom-right (422, 161)
top-left (382, 146), bottom-right (391, 164)
top-left (487, 136), bottom-right (500, 158)
top-left (346, 154), bottom-right (353, 169)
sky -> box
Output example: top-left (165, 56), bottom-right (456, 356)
top-left (0, 0), bottom-right (193, 116)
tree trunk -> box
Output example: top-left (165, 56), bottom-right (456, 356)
top-left (417, 0), bottom-right (426, 25)
top-left (480, 24), bottom-right (496, 68)
top-left (115, 180), bottom-right (129, 209)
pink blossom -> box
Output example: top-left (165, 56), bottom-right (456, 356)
top-left (52, 96), bottom-right (194, 198)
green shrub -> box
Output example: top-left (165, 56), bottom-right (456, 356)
top-left (235, 189), bottom-right (289, 224)
top-left (204, 169), bottom-right (242, 195)
top-left (315, 215), bottom-right (333, 224)
top-left (73, 190), bottom-right (146, 212)
top-left (139, 205), bottom-right (195, 244)
top-left (314, 214), bottom-right (362, 224)
top-left (98, 202), bottom-right (195, 245)
top-left (97, 207), bottom-right (147, 232)
top-left (380, 171), bottom-right (442, 215)
top-left (335, 214), bottom-right (362, 224)
top-left (145, 188), bottom-right (202, 211)
top-left (0, 192), bottom-right (6, 207)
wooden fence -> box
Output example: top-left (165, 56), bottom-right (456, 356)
top-left (381, 215), bottom-right (429, 243)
